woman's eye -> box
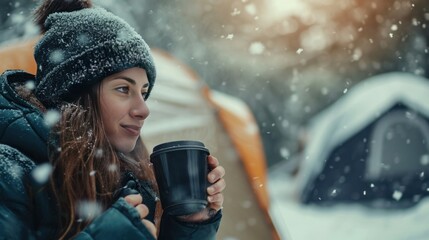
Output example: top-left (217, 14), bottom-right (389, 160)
top-left (116, 86), bottom-right (129, 93)
top-left (141, 92), bottom-right (148, 99)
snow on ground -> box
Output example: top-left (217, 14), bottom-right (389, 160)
top-left (268, 173), bottom-right (429, 240)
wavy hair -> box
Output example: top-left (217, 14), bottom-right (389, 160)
top-left (49, 84), bottom-right (157, 239)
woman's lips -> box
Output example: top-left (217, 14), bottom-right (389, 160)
top-left (122, 124), bottom-right (141, 136)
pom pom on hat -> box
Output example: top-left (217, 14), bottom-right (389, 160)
top-left (34, 6), bottom-right (156, 108)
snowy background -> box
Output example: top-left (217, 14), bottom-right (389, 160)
top-left (268, 173), bottom-right (429, 240)
top-left (2, 0), bottom-right (429, 239)
top-left (2, 0), bottom-right (428, 167)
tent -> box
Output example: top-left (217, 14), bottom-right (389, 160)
top-left (295, 72), bottom-right (429, 208)
top-left (0, 37), bottom-right (281, 239)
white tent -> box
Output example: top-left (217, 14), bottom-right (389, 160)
top-left (296, 72), bottom-right (429, 202)
top-left (268, 72), bottom-right (429, 240)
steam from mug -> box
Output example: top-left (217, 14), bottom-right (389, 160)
top-left (150, 140), bottom-right (209, 216)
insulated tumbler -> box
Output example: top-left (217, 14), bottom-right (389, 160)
top-left (150, 140), bottom-right (210, 216)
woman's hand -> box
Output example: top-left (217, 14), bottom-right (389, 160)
top-left (124, 194), bottom-right (157, 238)
top-left (177, 155), bottom-right (226, 222)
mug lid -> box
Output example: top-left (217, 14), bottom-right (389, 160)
top-left (151, 140), bottom-right (209, 157)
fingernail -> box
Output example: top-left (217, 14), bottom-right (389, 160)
top-left (207, 186), bottom-right (214, 193)
top-left (209, 174), bottom-right (215, 182)
top-left (208, 196), bottom-right (213, 202)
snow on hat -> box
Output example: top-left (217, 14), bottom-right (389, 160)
top-left (34, 7), bottom-right (156, 108)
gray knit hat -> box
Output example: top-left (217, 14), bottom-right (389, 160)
top-left (34, 7), bottom-right (156, 108)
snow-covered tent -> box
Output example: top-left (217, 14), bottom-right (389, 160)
top-left (0, 38), bottom-right (280, 239)
top-left (296, 72), bottom-right (429, 208)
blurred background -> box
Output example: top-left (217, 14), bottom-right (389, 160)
top-left (2, 0), bottom-right (429, 166)
top-left (1, 0), bottom-right (429, 239)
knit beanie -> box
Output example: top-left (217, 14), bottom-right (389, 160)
top-left (34, 6), bottom-right (156, 108)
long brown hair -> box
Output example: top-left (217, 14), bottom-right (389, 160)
top-left (50, 85), bottom-right (157, 239)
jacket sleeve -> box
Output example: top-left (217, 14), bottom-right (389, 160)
top-left (74, 198), bottom-right (155, 240)
top-left (158, 210), bottom-right (222, 240)
top-left (0, 144), bottom-right (155, 240)
top-left (0, 144), bottom-right (37, 240)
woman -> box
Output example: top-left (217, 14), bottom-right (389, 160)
top-left (0, 0), bottom-right (225, 239)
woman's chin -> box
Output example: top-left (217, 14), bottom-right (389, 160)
top-left (114, 142), bottom-right (137, 153)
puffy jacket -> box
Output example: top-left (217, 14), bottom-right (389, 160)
top-left (0, 70), bottom-right (221, 239)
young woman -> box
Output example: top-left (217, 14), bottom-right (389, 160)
top-left (0, 0), bottom-right (225, 239)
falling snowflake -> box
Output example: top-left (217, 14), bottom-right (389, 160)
top-left (76, 200), bottom-right (102, 220)
top-left (31, 163), bottom-right (53, 184)
top-left (49, 50), bottom-right (65, 64)
top-left (25, 81), bottom-right (35, 90)
top-left (249, 42), bottom-right (265, 55)
top-left (392, 190), bottom-right (403, 201)
top-left (420, 155), bottom-right (429, 165)
top-left (108, 164), bottom-right (118, 172)
top-left (95, 149), bottom-right (104, 158)
top-left (280, 147), bottom-right (290, 159)
top-left (245, 4), bottom-right (256, 15)
top-left (43, 110), bottom-right (61, 127)
top-left (231, 8), bottom-right (241, 16)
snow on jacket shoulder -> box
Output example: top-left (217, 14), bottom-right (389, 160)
top-left (0, 143), bottom-right (38, 239)
top-left (0, 70), bottom-right (49, 164)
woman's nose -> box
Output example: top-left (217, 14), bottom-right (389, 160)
top-left (130, 96), bottom-right (150, 120)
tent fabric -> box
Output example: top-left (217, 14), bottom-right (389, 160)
top-left (0, 38), bottom-right (280, 239)
top-left (0, 37), bottom-right (39, 73)
top-left (296, 72), bottom-right (429, 207)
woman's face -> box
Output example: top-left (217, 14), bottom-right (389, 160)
top-left (99, 67), bottom-right (150, 153)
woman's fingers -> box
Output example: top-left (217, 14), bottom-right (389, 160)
top-left (207, 178), bottom-right (226, 195)
top-left (207, 155), bottom-right (219, 170)
top-left (121, 192), bottom-right (157, 237)
top-left (135, 203), bottom-right (149, 219)
top-left (207, 179), bottom-right (225, 212)
top-left (207, 165), bottom-right (225, 183)
top-left (207, 192), bottom-right (224, 208)
top-left (142, 219), bottom-right (157, 238)
top-left (124, 194), bottom-right (151, 221)
top-left (124, 194), bottom-right (142, 207)
top-left (206, 155), bottom-right (226, 212)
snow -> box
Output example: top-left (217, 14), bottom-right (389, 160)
top-left (268, 174), bottom-right (429, 240)
top-left (43, 110), bottom-right (60, 127)
top-left (210, 90), bottom-right (251, 119)
top-left (249, 42), bottom-right (265, 55)
top-left (31, 163), bottom-right (52, 184)
top-left (25, 80), bottom-right (35, 90)
top-left (263, 0), bottom-right (309, 24)
top-left (0, 145), bottom-right (35, 192)
top-left (76, 200), bottom-right (103, 221)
